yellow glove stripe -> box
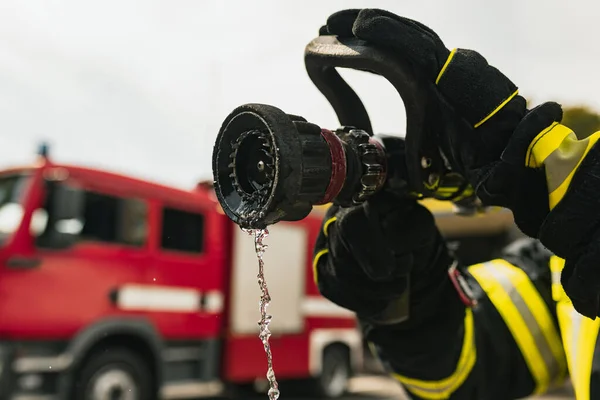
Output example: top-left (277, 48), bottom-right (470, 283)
top-left (525, 122), bottom-right (572, 168)
top-left (526, 122), bottom-right (600, 209)
top-left (392, 308), bottom-right (476, 399)
top-left (435, 48), bottom-right (519, 128)
top-left (323, 216), bottom-right (337, 237)
top-left (312, 248), bottom-right (329, 285)
top-left (312, 216), bottom-right (338, 285)
top-left (549, 256), bottom-right (568, 303)
top-left (474, 89), bottom-right (519, 128)
top-left (435, 48), bottom-right (457, 85)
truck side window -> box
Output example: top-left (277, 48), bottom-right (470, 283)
top-left (161, 207), bottom-right (204, 253)
top-left (81, 191), bottom-right (148, 247)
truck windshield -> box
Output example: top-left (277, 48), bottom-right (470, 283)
top-left (0, 173), bottom-right (32, 245)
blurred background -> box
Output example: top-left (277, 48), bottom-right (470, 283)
top-left (0, 1), bottom-right (599, 399)
top-left (1, 0), bottom-right (600, 187)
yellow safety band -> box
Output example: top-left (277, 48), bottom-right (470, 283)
top-left (435, 48), bottom-right (518, 128)
top-left (474, 89), bottom-right (519, 128)
top-left (550, 256), bottom-right (600, 400)
top-left (550, 256), bottom-right (569, 303)
top-left (312, 249), bottom-right (328, 285)
top-left (435, 48), bottom-right (457, 85)
top-left (433, 184), bottom-right (475, 202)
top-left (525, 122), bottom-right (600, 210)
top-left (526, 123), bottom-right (572, 168)
top-left (424, 175), bottom-right (441, 191)
top-left (312, 216), bottom-right (338, 284)
top-left (453, 185), bottom-right (475, 202)
top-left (323, 216), bottom-right (337, 237)
top-left (392, 308), bottom-right (476, 400)
top-left (548, 135), bottom-right (599, 209)
top-left (468, 259), bottom-right (567, 395)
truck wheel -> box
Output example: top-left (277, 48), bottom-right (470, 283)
top-left (312, 346), bottom-right (351, 398)
top-left (73, 347), bottom-right (153, 400)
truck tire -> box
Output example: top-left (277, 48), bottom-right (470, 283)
top-left (72, 347), bottom-right (153, 400)
top-left (312, 345), bottom-right (351, 398)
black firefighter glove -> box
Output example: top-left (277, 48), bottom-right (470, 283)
top-left (321, 9), bottom-right (600, 319)
top-left (312, 192), bottom-right (463, 328)
top-left (319, 8), bottom-right (552, 238)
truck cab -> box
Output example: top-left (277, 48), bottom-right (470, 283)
top-left (0, 152), bottom-right (233, 399)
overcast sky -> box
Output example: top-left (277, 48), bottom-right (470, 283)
top-left (0, 0), bottom-right (599, 189)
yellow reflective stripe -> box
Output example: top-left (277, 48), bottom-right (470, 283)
top-left (526, 122), bottom-right (600, 210)
top-left (424, 175), bottom-right (440, 191)
top-left (435, 48), bottom-right (457, 85)
top-left (525, 123), bottom-right (571, 168)
top-left (433, 185), bottom-right (474, 202)
top-left (474, 260), bottom-right (564, 360)
top-left (556, 301), bottom-right (600, 400)
top-left (548, 132), bottom-right (600, 209)
top-left (323, 216), bottom-right (337, 237)
top-left (474, 89), bottom-right (519, 128)
top-left (468, 260), bottom-right (567, 394)
top-left (551, 255), bottom-right (600, 400)
top-left (436, 187), bottom-right (460, 193)
top-left (550, 256), bottom-right (568, 302)
top-left (312, 249), bottom-right (328, 285)
top-left (312, 216), bottom-right (338, 284)
top-left (392, 308), bottom-right (476, 399)
top-left (453, 185), bottom-right (475, 202)
top-left (571, 313), bottom-right (600, 400)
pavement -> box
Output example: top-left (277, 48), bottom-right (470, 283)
top-left (183, 375), bottom-right (576, 400)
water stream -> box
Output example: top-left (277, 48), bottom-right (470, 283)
top-left (244, 227), bottom-right (280, 400)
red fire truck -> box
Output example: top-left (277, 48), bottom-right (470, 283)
top-left (0, 149), bottom-right (363, 400)
top-left (0, 146), bottom-right (519, 400)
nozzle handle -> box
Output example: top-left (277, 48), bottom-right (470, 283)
top-left (304, 35), bottom-right (442, 195)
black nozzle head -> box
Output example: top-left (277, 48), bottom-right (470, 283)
top-left (212, 104), bottom-right (331, 229)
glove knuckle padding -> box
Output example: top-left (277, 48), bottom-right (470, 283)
top-left (313, 196), bottom-right (445, 320)
top-left (436, 49), bottom-right (518, 128)
top-left (336, 201), bottom-right (424, 281)
top-left (314, 212), bottom-right (396, 315)
top-left (334, 209), bottom-right (392, 281)
top-left (324, 9), bottom-right (361, 37)
top-left (350, 9), bottom-right (449, 79)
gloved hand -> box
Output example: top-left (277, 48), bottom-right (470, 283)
top-left (320, 9), bottom-right (600, 319)
top-left (312, 192), bottom-right (462, 326)
top-left (319, 8), bottom-right (552, 239)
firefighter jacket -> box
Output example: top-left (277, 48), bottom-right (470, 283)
top-left (314, 214), bottom-right (599, 400)
top-left (364, 238), bottom-right (600, 400)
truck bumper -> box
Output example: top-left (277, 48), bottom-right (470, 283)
top-left (0, 341), bottom-right (65, 400)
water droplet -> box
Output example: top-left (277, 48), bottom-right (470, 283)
top-left (268, 387), bottom-right (280, 400)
